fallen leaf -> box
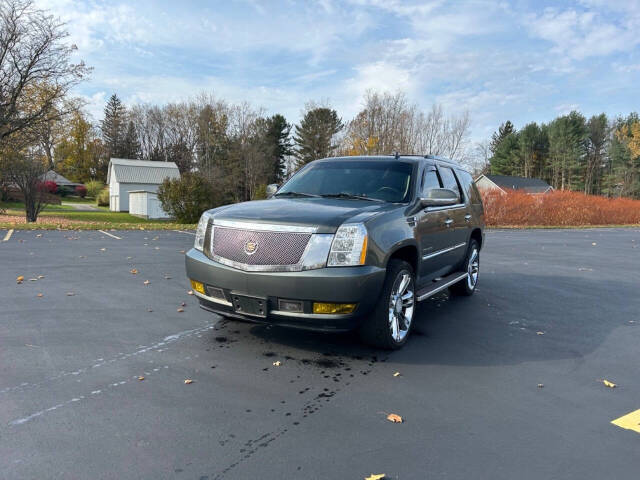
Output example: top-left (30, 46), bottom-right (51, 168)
top-left (37, 293), bottom-right (43, 298)
top-left (143, 280), bottom-right (150, 285)
top-left (184, 379), bottom-right (193, 384)
top-left (365, 475), bottom-right (386, 480)
top-left (393, 372), bottom-right (401, 377)
top-left (177, 308), bottom-right (184, 313)
top-left (138, 376), bottom-right (145, 381)
top-left (16, 275), bottom-right (24, 284)
top-left (536, 331), bottom-right (545, 335)
top-left (66, 292), bottom-right (75, 296)
top-left (387, 413), bottom-right (403, 423)
top-left (603, 379), bottom-right (616, 388)
top-left (130, 268), bottom-right (138, 274)
top-left (273, 361), bottom-right (282, 366)
top-left (537, 383), bottom-right (544, 388)
top-left (187, 290), bottom-right (194, 295)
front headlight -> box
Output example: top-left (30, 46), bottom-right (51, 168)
top-left (327, 223), bottom-right (368, 267)
top-left (194, 212), bottom-right (211, 251)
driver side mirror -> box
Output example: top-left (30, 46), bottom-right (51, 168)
top-left (266, 183), bottom-right (279, 198)
top-left (420, 188), bottom-right (459, 208)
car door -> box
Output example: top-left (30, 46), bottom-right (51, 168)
top-left (415, 165), bottom-right (455, 283)
top-left (433, 164), bottom-right (469, 271)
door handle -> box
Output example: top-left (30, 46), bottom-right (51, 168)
top-left (464, 214), bottom-right (472, 222)
top-left (444, 218), bottom-right (454, 227)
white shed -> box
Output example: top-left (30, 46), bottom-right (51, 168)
top-left (129, 190), bottom-right (170, 219)
top-left (107, 158), bottom-right (180, 212)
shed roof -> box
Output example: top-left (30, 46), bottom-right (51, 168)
top-left (107, 158), bottom-right (180, 184)
top-left (480, 174), bottom-right (552, 193)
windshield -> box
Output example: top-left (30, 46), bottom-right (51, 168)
top-left (277, 160), bottom-right (414, 202)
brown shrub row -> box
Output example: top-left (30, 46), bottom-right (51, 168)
top-left (481, 189), bottom-right (640, 226)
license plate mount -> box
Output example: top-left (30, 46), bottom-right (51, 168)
top-left (231, 294), bottom-right (267, 318)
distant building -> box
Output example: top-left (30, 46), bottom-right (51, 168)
top-left (107, 158), bottom-right (180, 212)
top-left (475, 174), bottom-right (553, 194)
top-left (41, 170), bottom-right (84, 189)
top-left (128, 190), bottom-right (170, 219)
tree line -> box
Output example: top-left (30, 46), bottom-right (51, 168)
top-left (485, 112), bottom-right (640, 198)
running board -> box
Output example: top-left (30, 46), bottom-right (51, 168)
top-left (416, 272), bottom-right (468, 302)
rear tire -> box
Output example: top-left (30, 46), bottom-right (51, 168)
top-left (359, 259), bottom-right (416, 350)
top-left (450, 239), bottom-right (480, 296)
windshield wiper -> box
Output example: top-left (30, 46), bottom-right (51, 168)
top-left (275, 191), bottom-right (319, 198)
top-left (320, 193), bottom-right (383, 202)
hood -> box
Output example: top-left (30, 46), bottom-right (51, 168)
top-left (211, 197), bottom-right (398, 233)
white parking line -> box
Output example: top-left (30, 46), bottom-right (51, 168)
top-left (98, 230), bottom-right (122, 240)
top-left (2, 229), bottom-right (14, 242)
top-left (174, 230), bottom-right (195, 235)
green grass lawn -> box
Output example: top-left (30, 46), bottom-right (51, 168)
top-left (0, 202), bottom-right (104, 212)
top-left (1, 200), bottom-right (198, 229)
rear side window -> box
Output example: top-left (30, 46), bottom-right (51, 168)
top-left (438, 166), bottom-right (462, 203)
top-left (421, 168), bottom-right (442, 195)
top-left (457, 170), bottom-right (483, 205)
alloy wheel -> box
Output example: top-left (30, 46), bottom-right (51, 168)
top-left (388, 271), bottom-right (415, 343)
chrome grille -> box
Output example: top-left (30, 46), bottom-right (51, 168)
top-left (212, 226), bottom-right (311, 266)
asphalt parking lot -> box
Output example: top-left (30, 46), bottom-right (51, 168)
top-left (1, 227), bottom-right (639, 479)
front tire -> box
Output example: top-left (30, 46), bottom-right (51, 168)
top-left (450, 239), bottom-right (480, 296)
top-left (359, 259), bottom-right (416, 350)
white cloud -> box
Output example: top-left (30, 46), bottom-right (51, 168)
top-left (524, 6), bottom-right (640, 60)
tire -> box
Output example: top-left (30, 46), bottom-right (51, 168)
top-left (450, 239), bottom-right (480, 296)
top-left (359, 259), bottom-right (416, 350)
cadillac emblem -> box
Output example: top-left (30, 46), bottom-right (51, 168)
top-left (244, 240), bottom-right (258, 255)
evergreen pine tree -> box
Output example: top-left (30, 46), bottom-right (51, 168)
top-left (490, 120), bottom-right (515, 155)
top-left (293, 107), bottom-right (343, 168)
top-left (264, 114), bottom-right (292, 183)
top-left (101, 94), bottom-right (127, 159)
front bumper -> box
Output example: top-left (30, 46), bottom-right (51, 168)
top-left (185, 248), bottom-right (386, 331)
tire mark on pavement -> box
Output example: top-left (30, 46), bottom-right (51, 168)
top-left (0, 323), bottom-right (215, 396)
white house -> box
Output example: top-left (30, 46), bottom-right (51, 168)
top-left (107, 158), bottom-right (180, 212)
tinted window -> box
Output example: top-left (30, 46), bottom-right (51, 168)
top-left (422, 169), bottom-right (442, 195)
top-left (278, 161), bottom-right (414, 202)
top-left (438, 166), bottom-right (462, 202)
top-left (457, 170), bottom-right (482, 205)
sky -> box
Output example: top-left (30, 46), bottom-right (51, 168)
top-left (37, 0), bottom-right (640, 144)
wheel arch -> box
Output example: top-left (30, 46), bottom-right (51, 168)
top-left (386, 241), bottom-right (419, 274)
top-left (470, 228), bottom-right (483, 250)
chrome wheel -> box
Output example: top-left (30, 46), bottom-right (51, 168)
top-left (467, 247), bottom-right (479, 289)
top-left (388, 271), bottom-right (415, 343)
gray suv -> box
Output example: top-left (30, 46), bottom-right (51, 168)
top-left (185, 155), bottom-right (484, 349)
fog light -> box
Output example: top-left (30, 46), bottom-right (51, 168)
top-left (278, 299), bottom-right (303, 313)
top-left (312, 302), bottom-right (357, 314)
top-left (190, 279), bottom-right (205, 295)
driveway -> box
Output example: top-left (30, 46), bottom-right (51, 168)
top-left (61, 202), bottom-right (100, 211)
top-left (1, 228), bottom-right (639, 479)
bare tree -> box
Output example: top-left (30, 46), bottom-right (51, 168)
top-left (0, 145), bottom-right (48, 221)
top-left (0, 0), bottom-right (89, 142)
top-left (343, 91), bottom-right (471, 162)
